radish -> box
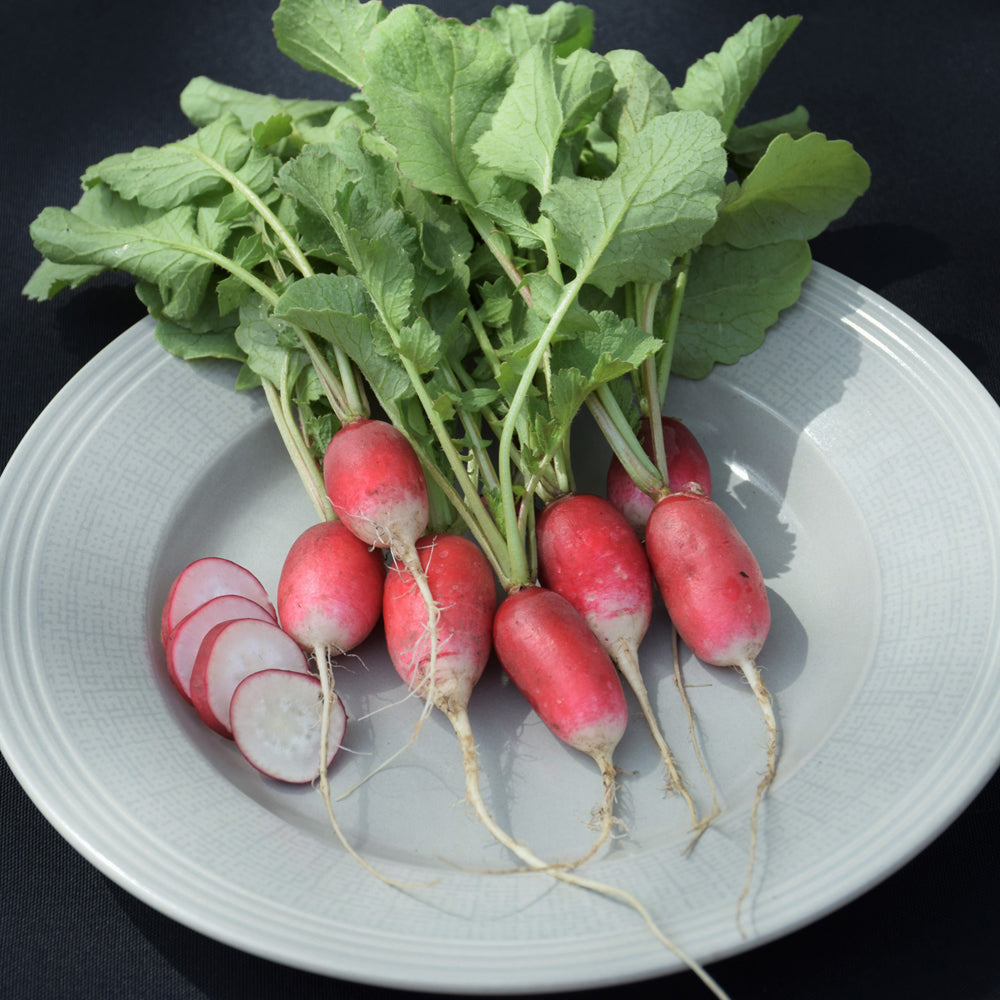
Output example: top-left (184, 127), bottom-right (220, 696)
top-left (276, 520), bottom-right (386, 657)
top-left (275, 518), bottom-right (399, 884)
top-left (382, 533), bottom-right (496, 713)
top-left (165, 594), bottom-right (276, 703)
top-left (230, 669), bottom-right (346, 784)
top-left (188, 617), bottom-right (311, 738)
top-left (322, 417), bottom-right (442, 711)
top-left (160, 557), bottom-right (274, 647)
top-left (536, 493), bottom-right (706, 834)
top-left (492, 585), bottom-right (627, 864)
top-left (381, 533), bottom-right (507, 829)
top-left (606, 417), bottom-right (712, 538)
top-left (644, 489), bottom-right (775, 924)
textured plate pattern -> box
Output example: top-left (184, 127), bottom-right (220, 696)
top-left (1, 264), bottom-right (999, 993)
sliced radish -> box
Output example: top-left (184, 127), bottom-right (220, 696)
top-left (230, 669), bottom-right (346, 783)
top-left (189, 618), bottom-right (310, 738)
top-left (160, 557), bottom-right (275, 647)
top-left (165, 595), bottom-right (277, 703)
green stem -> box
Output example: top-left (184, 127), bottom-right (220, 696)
top-left (587, 385), bottom-right (665, 499)
top-left (655, 252), bottom-right (691, 409)
top-left (497, 269), bottom-right (589, 586)
top-left (466, 205), bottom-right (533, 307)
top-left (635, 282), bottom-right (670, 484)
top-left (261, 379), bottom-right (334, 521)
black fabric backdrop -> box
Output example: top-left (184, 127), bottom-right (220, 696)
top-left (2, 2), bottom-right (999, 998)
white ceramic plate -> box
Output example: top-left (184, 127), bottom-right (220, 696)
top-left (2, 263), bottom-right (999, 993)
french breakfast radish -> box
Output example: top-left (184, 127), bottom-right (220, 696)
top-left (382, 533), bottom-right (522, 851)
top-left (160, 556), bottom-right (274, 647)
top-left (536, 493), bottom-right (706, 833)
top-left (188, 617), bottom-right (311, 738)
top-left (383, 533), bottom-right (496, 712)
top-left (492, 585), bottom-right (627, 864)
top-left (276, 520), bottom-right (386, 657)
top-left (275, 518), bottom-right (398, 884)
top-left (644, 489), bottom-right (775, 925)
top-left (323, 418), bottom-right (441, 698)
top-left (165, 594), bottom-right (277, 703)
top-left (606, 417), bottom-right (712, 538)
top-left (230, 669), bottom-right (346, 784)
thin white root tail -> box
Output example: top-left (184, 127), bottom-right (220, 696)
top-left (612, 638), bottom-right (703, 835)
top-left (446, 705), bottom-right (732, 1000)
top-left (397, 542), bottom-right (441, 725)
top-left (671, 627), bottom-right (721, 853)
top-left (314, 646), bottom-right (434, 890)
top-left (734, 657), bottom-right (778, 936)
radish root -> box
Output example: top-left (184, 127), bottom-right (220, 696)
top-left (610, 636), bottom-right (703, 834)
top-left (671, 627), bottom-right (721, 853)
top-left (313, 645), bottom-right (435, 890)
top-left (446, 704), bottom-right (731, 1000)
top-left (734, 657), bottom-right (778, 935)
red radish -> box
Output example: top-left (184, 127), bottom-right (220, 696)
top-left (230, 669), bottom-right (346, 784)
top-left (644, 490), bottom-right (775, 923)
top-left (382, 533), bottom-right (496, 712)
top-left (322, 417), bottom-right (441, 709)
top-left (381, 534), bottom-right (501, 806)
top-left (276, 520), bottom-right (386, 657)
top-left (323, 419), bottom-right (430, 553)
top-left (165, 594), bottom-right (276, 703)
top-left (492, 585), bottom-right (627, 864)
top-left (189, 617), bottom-right (310, 738)
top-left (275, 519), bottom-right (398, 884)
top-left (536, 493), bottom-right (705, 833)
top-left (606, 417), bottom-right (712, 537)
top-left (160, 557), bottom-right (274, 647)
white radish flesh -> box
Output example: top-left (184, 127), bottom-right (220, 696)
top-left (165, 594), bottom-right (276, 703)
top-left (230, 669), bottom-right (346, 784)
top-left (160, 557), bottom-right (274, 647)
top-left (189, 618), bottom-right (310, 738)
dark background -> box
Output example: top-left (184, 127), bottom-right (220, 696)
top-left (2, 2), bottom-right (999, 998)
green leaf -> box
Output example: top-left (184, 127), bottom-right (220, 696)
top-left (598, 48), bottom-right (673, 160)
top-left (234, 300), bottom-right (309, 388)
top-left (672, 239), bottom-right (812, 378)
top-left (475, 2), bottom-right (594, 59)
top-left (363, 5), bottom-right (513, 203)
top-left (398, 316), bottom-right (443, 374)
top-left (22, 259), bottom-right (105, 300)
top-left (474, 43), bottom-right (564, 194)
top-left (82, 115), bottom-right (273, 211)
top-left (541, 110), bottom-right (727, 295)
top-left (548, 310), bottom-right (661, 427)
top-left (179, 75), bottom-right (339, 131)
top-left (707, 132), bottom-right (872, 248)
top-left (274, 272), bottom-right (414, 405)
top-left (555, 49), bottom-right (616, 137)
top-left (272, 0), bottom-right (386, 89)
top-left (672, 14), bottom-right (801, 135)
top-left (727, 105), bottom-right (810, 175)
top-left (28, 204), bottom-right (220, 321)
top-left (155, 322), bottom-right (245, 362)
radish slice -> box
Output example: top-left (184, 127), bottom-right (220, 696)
top-left (230, 669), bottom-right (346, 783)
top-left (165, 595), bottom-right (277, 703)
top-left (189, 618), bottom-right (310, 738)
top-left (160, 557), bottom-right (275, 647)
